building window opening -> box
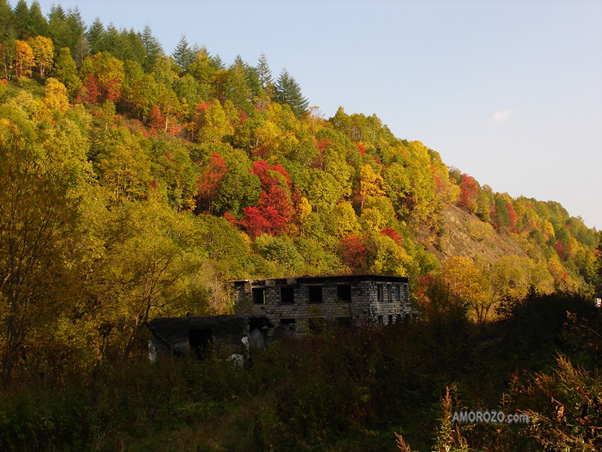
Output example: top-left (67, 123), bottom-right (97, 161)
top-left (337, 284), bottom-right (352, 302)
top-left (280, 286), bottom-right (295, 304)
top-left (387, 285), bottom-right (393, 303)
top-left (388, 314), bottom-right (394, 325)
top-left (189, 328), bottom-right (213, 359)
top-left (308, 285), bottom-right (323, 303)
top-left (252, 287), bottom-right (266, 304)
top-left (396, 284), bottom-right (401, 301)
top-left (377, 284), bottom-right (384, 302)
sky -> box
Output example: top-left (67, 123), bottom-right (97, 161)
top-left (32, 0), bottom-right (602, 230)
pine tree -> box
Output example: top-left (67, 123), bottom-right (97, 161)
top-left (65, 7), bottom-right (86, 55)
top-left (274, 69), bottom-right (309, 116)
top-left (13, 0), bottom-right (30, 39)
top-left (225, 55), bottom-right (253, 113)
top-left (140, 25), bottom-right (163, 72)
top-left (28, 1), bottom-right (48, 37)
top-left (0, 0), bottom-right (15, 41)
top-left (172, 34), bottom-right (195, 70)
top-left (47, 5), bottom-right (67, 45)
top-left (86, 17), bottom-right (106, 54)
top-left (257, 52), bottom-right (273, 91)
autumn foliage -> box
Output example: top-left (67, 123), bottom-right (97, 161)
top-left (242, 160), bottom-right (293, 238)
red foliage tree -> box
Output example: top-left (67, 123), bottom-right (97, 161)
top-left (339, 235), bottom-right (372, 273)
top-left (104, 78), bottom-right (121, 102)
top-left (241, 160), bottom-right (294, 238)
top-left (196, 153), bottom-right (227, 213)
top-left (507, 202), bottom-right (518, 232)
top-left (380, 228), bottom-right (403, 245)
top-left (458, 173), bottom-right (479, 211)
top-left (555, 240), bottom-right (566, 260)
top-left (148, 105), bottom-right (165, 134)
top-left (76, 75), bottom-right (100, 104)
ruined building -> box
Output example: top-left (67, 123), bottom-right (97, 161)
top-left (148, 274), bottom-right (412, 358)
top-left (232, 274), bottom-right (412, 333)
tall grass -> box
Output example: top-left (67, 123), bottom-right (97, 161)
top-left (0, 291), bottom-right (599, 451)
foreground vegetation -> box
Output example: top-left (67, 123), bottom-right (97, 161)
top-left (1, 291), bottom-right (600, 451)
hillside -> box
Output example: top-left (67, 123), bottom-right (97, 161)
top-left (431, 204), bottom-right (527, 262)
top-left (0, 0), bottom-right (600, 379)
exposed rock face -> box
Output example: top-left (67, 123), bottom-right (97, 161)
top-left (430, 205), bottom-right (527, 263)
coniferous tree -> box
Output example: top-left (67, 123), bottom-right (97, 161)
top-left (47, 4), bottom-right (67, 44)
top-left (172, 34), bottom-right (195, 70)
top-left (211, 53), bottom-right (224, 70)
top-left (28, 1), bottom-right (48, 37)
top-left (256, 52), bottom-right (273, 95)
top-left (225, 55), bottom-right (253, 113)
top-left (13, 0), bottom-right (30, 38)
top-left (140, 25), bottom-right (163, 72)
top-left (65, 7), bottom-right (85, 56)
top-left (0, 0), bottom-right (15, 41)
top-left (86, 17), bottom-right (106, 54)
top-left (274, 69), bottom-right (309, 116)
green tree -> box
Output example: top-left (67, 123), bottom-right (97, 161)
top-left (225, 55), bottom-right (253, 113)
top-left (0, 120), bottom-right (79, 384)
top-left (86, 17), bottom-right (107, 54)
top-left (140, 24), bottom-right (163, 72)
top-left (195, 100), bottom-right (234, 144)
top-left (274, 69), bottom-right (309, 116)
top-left (52, 47), bottom-right (81, 96)
top-left (256, 52), bottom-right (273, 92)
top-left (172, 34), bottom-right (195, 71)
top-left (90, 199), bottom-right (204, 358)
top-left (594, 233), bottom-right (602, 297)
top-left (0, 0), bottom-right (14, 41)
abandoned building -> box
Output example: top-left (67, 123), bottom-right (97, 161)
top-left (147, 314), bottom-right (271, 360)
top-left (233, 274), bottom-right (412, 333)
top-left (147, 274), bottom-right (412, 358)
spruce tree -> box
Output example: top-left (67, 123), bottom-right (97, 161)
top-left (140, 25), bottom-right (163, 72)
top-left (86, 17), bottom-right (106, 54)
top-left (0, 0), bottom-right (15, 41)
top-left (257, 52), bottom-right (273, 91)
top-left (274, 69), bottom-right (309, 116)
top-left (172, 34), bottom-right (195, 70)
top-left (13, 0), bottom-right (30, 38)
top-left (28, 1), bottom-right (48, 37)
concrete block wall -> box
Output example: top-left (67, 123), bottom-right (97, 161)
top-left (233, 275), bottom-right (412, 333)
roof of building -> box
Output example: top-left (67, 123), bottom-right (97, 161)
top-left (230, 274), bottom-right (409, 285)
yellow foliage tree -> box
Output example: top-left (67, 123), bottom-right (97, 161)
top-left (43, 78), bottom-right (69, 113)
top-left (440, 257), bottom-right (487, 322)
top-left (14, 40), bottom-right (34, 78)
top-left (27, 35), bottom-right (54, 77)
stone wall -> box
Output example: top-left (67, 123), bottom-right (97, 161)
top-left (233, 274), bottom-right (412, 333)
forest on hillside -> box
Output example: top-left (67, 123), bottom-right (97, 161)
top-left (0, 2), bottom-right (601, 450)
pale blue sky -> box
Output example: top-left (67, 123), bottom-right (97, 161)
top-left (33, 0), bottom-right (602, 229)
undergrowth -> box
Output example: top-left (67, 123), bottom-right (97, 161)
top-left (0, 291), bottom-right (600, 451)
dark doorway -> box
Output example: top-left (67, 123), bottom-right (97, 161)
top-left (189, 328), bottom-right (213, 359)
